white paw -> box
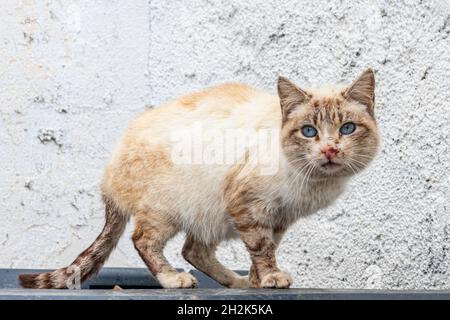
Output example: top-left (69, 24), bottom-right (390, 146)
top-left (229, 275), bottom-right (250, 288)
top-left (260, 271), bottom-right (292, 289)
top-left (157, 272), bottom-right (198, 289)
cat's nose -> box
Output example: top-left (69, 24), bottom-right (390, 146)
top-left (322, 145), bottom-right (339, 159)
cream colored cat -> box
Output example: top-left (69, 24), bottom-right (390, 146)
top-left (20, 69), bottom-right (379, 289)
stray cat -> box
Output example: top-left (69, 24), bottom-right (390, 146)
top-left (20, 69), bottom-right (379, 289)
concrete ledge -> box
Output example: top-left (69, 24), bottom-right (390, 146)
top-left (1, 268), bottom-right (450, 300)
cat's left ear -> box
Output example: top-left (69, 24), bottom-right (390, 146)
top-left (343, 69), bottom-right (375, 116)
top-left (277, 76), bottom-right (310, 122)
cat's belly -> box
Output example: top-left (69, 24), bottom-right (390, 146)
top-left (157, 166), bottom-right (238, 244)
top-left (178, 205), bottom-right (239, 244)
top-left (178, 186), bottom-right (345, 245)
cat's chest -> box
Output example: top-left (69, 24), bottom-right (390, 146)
top-left (273, 178), bottom-right (346, 223)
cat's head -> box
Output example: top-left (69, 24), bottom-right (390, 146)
top-left (278, 69), bottom-right (379, 179)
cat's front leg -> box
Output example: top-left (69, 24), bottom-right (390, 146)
top-left (224, 167), bottom-right (292, 288)
top-left (235, 224), bottom-right (292, 289)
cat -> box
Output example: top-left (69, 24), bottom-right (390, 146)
top-left (19, 69), bottom-right (379, 289)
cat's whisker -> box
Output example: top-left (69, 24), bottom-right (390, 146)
top-left (266, 159), bottom-right (312, 198)
top-left (287, 162), bottom-right (310, 193)
top-left (351, 149), bottom-right (378, 155)
top-left (348, 157), bottom-right (367, 168)
top-left (347, 165), bottom-right (357, 176)
top-left (350, 152), bottom-right (376, 158)
top-left (298, 161), bottom-right (316, 196)
top-left (266, 165), bottom-right (307, 199)
top-left (288, 156), bottom-right (309, 163)
top-left (289, 162), bottom-right (313, 188)
top-left (288, 159), bottom-right (308, 167)
top-left (345, 162), bottom-right (358, 176)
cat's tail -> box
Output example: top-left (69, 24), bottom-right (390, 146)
top-left (19, 196), bottom-right (128, 289)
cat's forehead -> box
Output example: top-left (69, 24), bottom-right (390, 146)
top-left (310, 96), bottom-right (345, 109)
top-left (286, 84), bottom-right (369, 125)
top-left (305, 98), bottom-right (366, 127)
top-left (307, 85), bottom-right (346, 107)
top-left (310, 85), bottom-right (372, 118)
top-left (307, 84), bottom-right (347, 99)
top-left (305, 90), bottom-right (346, 125)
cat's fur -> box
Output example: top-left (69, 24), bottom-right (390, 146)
top-left (20, 69), bottom-right (379, 289)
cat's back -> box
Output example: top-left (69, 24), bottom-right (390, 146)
top-left (177, 82), bottom-right (261, 112)
top-left (129, 83), bottom-right (280, 139)
top-left (104, 83), bottom-right (279, 211)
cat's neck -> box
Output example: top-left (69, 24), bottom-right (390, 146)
top-left (275, 154), bottom-right (348, 193)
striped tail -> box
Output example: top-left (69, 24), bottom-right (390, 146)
top-left (19, 197), bottom-right (128, 289)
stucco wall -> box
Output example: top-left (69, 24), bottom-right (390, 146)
top-left (1, 0), bottom-right (449, 289)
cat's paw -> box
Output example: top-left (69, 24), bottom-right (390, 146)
top-left (157, 272), bottom-right (198, 289)
top-left (260, 271), bottom-right (292, 289)
top-left (229, 275), bottom-right (250, 288)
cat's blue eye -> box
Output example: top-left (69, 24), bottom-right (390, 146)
top-left (340, 122), bottom-right (356, 135)
top-left (301, 125), bottom-right (318, 138)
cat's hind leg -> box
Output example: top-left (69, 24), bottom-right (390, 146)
top-left (182, 236), bottom-right (249, 288)
top-left (132, 212), bottom-right (198, 288)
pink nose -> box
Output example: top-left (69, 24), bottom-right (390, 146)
top-left (322, 146), bottom-right (339, 159)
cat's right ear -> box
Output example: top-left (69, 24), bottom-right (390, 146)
top-left (277, 76), bottom-right (309, 122)
top-left (343, 69), bottom-right (375, 116)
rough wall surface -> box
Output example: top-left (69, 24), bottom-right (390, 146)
top-left (0, 0), bottom-right (449, 289)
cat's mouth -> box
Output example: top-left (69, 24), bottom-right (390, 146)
top-left (319, 159), bottom-right (343, 170)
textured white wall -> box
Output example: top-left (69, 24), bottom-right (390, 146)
top-left (1, 0), bottom-right (449, 289)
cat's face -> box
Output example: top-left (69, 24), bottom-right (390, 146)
top-left (279, 69), bottom-right (379, 179)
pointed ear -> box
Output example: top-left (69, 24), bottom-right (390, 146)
top-left (344, 69), bottom-right (375, 115)
top-left (277, 76), bottom-right (309, 122)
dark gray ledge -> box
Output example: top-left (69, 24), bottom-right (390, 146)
top-left (1, 268), bottom-right (449, 300)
